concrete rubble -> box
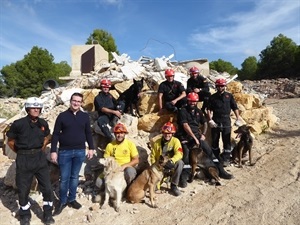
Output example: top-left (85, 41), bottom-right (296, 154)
top-left (1, 51), bottom-right (296, 190)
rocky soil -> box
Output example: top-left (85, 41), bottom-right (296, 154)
top-left (0, 96), bottom-right (299, 225)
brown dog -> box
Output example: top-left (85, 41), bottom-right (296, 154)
top-left (126, 155), bottom-right (168, 208)
top-left (232, 125), bottom-right (254, 167)
top-left (189, 147), bottom-right (221, 185)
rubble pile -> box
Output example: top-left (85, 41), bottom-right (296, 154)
top-left (242, 78), bottom-right (300, 99)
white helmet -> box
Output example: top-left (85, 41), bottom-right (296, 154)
top-left (25, 97), bottom-right (43, 109)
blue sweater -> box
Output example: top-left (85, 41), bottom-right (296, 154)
top-left (51, 109), bottom-right (94, 152)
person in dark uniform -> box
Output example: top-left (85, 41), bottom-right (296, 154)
top-left (207, 78), bottom-right (242, 167)
top-left (176, 92), bottom-right (233, 187)
top-left (51, 92), bottom-right (95, 216)
top-left (94, 79), bottom-right (122, 141)
top-left (158, 68), bottom-right (187, 114)
top-left (186, 66), bottom-right (211, 114)
top-left (6, 97), bottom-right (55, 225)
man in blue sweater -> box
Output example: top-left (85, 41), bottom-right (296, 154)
top-left (50, 92), bottom-right (95, 216)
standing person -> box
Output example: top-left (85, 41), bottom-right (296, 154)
top-left (150, 122), bottom-right (184, 196)
top-left (6, 97), bottom-right (55, 225)
top-left (177, 92), bottom-right (233, 187)
top-left (186, 66), bottom-right (211, 114)
top-left (94, 79), bottom-right (122, 141)
top-left (207, 78), bottom-right (242, 167)
top-left (51, 92), bottom-right (95, 216)
top-left (158, 68), bottom-right (187, 114)
top-left (103, 123), bottom-right (139, 186)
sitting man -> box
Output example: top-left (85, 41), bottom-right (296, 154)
top-left (186, 66), bottom-right (211, 114)
top-left (158, 68), bottom-right (187, 114)
top-left (97, 123), bottom-right (139, 189)
top-left (150, 122), bottom-right (184, 196)
top-left (94, 79), bottom-right (122, 141)
top-left (177, 92), bottom-right (233, 187)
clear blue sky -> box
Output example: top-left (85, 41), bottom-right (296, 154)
top-left (0, 0), bottom-right (299, 70)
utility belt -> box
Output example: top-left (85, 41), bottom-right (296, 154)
top-left (213, 114), bottom-right (230, 118)
top-left (17, 148), bottom-right (42, 155)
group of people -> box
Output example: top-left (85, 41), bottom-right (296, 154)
top-left (6, 66), bottom-right (242, 225)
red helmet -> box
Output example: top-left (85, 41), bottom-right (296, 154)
top-left (189, 66), bottom-right (199, 75)
top-left (113, 123), bottom-right (128, 133)
top-left (100, 79), bottom-right (111, 88)
top-left (215, 78), bottom-right (227, 86)
top-left (161, 122), bottom-right (176, 134)
top-left (165, 69), bottom-right (175, 77)
top-left (187, 92), bottom-right (199, 102)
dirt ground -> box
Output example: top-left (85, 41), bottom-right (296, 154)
top-left (0, 98), bottom-right (299, 225)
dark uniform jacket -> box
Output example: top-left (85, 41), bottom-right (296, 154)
top-left (94, 91), bottom-right (117, 116)
top-left (6, 115), bottom-right (50, 151)
top-left (186, 75), bottom-right (209, 93)
top-left (176, 106), bottom-right (206, 141)
top-left (207, 91), bottom-right (238, 123)
top-left (158, 80), bottom-right (185, 102)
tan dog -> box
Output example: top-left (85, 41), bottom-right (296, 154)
top-left (99, 157), bottom-right (127, 212)
top-left (189, 147), bottom-right (221, 185)
top-left (126, 155), bottom-right (168, 208)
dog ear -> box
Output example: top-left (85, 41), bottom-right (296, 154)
top-left (133, 79), bottom-right (137, 84)
top-left (99, 158), bottom-right (106, 166)
top-left (159, 155), bottom-right (164, 163)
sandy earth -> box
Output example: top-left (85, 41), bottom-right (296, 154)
top-left (0, 98), bottom-right (300, 225)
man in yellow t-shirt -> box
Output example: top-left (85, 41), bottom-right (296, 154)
top-left (150, 122), bottom-right (184, 196)
top-left (104, 123), bottom-right (139, 186)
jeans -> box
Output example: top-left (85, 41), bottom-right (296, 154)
top-left (58, 149), bottom-right (86, 204)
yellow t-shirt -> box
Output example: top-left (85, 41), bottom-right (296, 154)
top-left (104, 139), bottom-right (139, 166)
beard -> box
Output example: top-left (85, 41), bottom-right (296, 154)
top-left (187, 104), bottom-right (196, 111)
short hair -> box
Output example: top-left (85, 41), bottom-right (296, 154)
top-left (70, 92), bottom-right (83, 101)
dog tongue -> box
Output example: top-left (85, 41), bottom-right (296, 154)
top-left (235, 133), bottom-right (241, 139)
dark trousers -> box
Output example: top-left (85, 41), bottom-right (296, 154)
top-left (97, 114), bottom-right (115, 139)
top-left (164, 97), bottom-right (187, 112)
top-left (211, 121), bottom-right (232, 155)
top-left (16, 151), bottom-right (53, 216)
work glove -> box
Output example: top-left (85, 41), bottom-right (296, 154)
top-left (234, 119), bottom-right (243, 127)
top-left (164, 160), bottom-right (175, 170)
top-left (208, 119), bottom-right (218, 128)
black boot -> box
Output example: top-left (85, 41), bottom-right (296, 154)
top-left (100, 125), bottom-right (113, 141)
top-left (212, 148), bottom-right (221, 162)
top-left (179, 168), bottom-right (190, 188)
top-left (214, 162), bottom-right (233, 180)
top-left (20, 216), bottom-right (31, 225)
top-left (43, 205), bottom-right (55, 225)
top-left (221, 150), bottom-right (231, 167)
top-left (19, 208), bottom-right (31, 225)
top-left (53, 202), bottom-right (67, 216)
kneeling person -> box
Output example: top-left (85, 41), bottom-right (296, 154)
top-left (150, 122), bottom-right (184, 196)
top-left (98, 123), bottom-right (139, 189)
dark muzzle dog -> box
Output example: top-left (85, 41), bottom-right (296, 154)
top-left (117, 78), bottom-right (144, 117)
top-left (232, 125), bottom-right (254, 167)
top-left (189, 147), bottom-right (221, 186)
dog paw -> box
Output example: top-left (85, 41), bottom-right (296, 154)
top-left (114, 207), bottom-right (120, 212)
